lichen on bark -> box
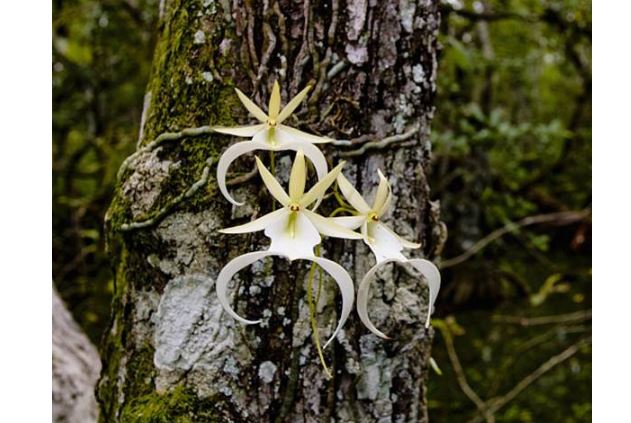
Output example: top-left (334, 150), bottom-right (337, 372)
top-left (98, 0), bottom-right (441, 421)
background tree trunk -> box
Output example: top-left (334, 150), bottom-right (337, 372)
top-left (97, 0), bottom-right (442, 421)
top-left (53, 286), bottom-right (101, 423)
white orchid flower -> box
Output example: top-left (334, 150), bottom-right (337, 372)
top-left (216, 151), bottom-right (362, 347)
top-left (334, 171), bottom-right (441, 338)
top-left (214, 81), bottom-right (331, 207)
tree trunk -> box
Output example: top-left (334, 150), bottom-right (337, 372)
top-left (53, 286), bottom-right (101, 423)
top-left (97, 0), bottom-right (442, 422)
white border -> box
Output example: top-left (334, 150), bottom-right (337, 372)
top-left (593, 1), bottom-right (631, 421)
top-left (0, 1), bottom-right (52, 421)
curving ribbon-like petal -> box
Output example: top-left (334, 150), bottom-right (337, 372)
top-left (337, 173), bottom-right (372, 214)
top-left (264, 211), bottom-right (321, 260)
top-left (407, 258), bottom-right (441, 328)
top-left (309, 256), bottom-right (355, 349)
top-left (277, 85), bottom-right (312, 123)
top-left (277, 125), bottom-right (332, 144)
top-left (299, 161), bottom-right (346, 208)
top-left (289, 150), bottom-right (307, 200)
top-left (303, 209), bottom-right (363, 240)
top-left (234, 88), bottom-right (268, 123)
top-left (268, 81), bottom-right (281, 119)
top-left (216, 252), bottom-right (354, 349)
top-left (219, 208), bottom-right (289, 235)
top-left (357, 257), bottom-right (441, 338)
top-left (213, 124), bottom-right (265, 138)
top-left (217, 140), bottom-right (270, 206)
top-left (255, 157), bottom-right (291, 206)
top-left (216, 251), bottom-right (276, 324)
top-left (356, 258), bottom-right (398, 339)
top-left (330, 215), bottom-right (366, 230)
top-left (373, 169), bottom-right (392, 216)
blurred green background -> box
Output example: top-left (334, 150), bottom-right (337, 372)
top-left (52, 0), bottom-right (591, 421)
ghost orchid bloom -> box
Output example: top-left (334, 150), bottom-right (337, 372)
top-left (334, 171), bottom-right (441, 338)
top-left (216, 151), bottom-right (362, 347)
top-left (214, 81), bottom-right (331, 207)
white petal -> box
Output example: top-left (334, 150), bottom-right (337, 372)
top-left (357, 259), bottom-right (400, 339)
top-left (407, 258), bottom-right (441, 328)
top-left (235, 88), bottom-right (268, 122)
top-left (255, 157), bottom-right (291, 206)
top-left (299, 161), bottom-right (345, 208)
top-left (216, 251), bottom-right (277, 324)
top-left (382, 224), bottom-right (421, 249)
top-left (289, 150), bottom-right (306, 200)
top-left (219, 208), bottom-right (289, 234)
top-left (337, 173), bottom-right (371, 214)
top-left (277, 84), bottom-right (312, 123)
top-left (330, 215), bottom-right (366, 230)
top-left (303, 209), bottom-right (363, 240)
top-left (268, 80), bottom-right (281, 119)
top-left (357, 258), bottom-right (441, 337)
top-left (213, 124), bottom-right (266, 138)
top-left (373, 169), bottom-right (392, 216)
top-left (366, 222), bottom-right (407, 263)
top-left (265, 211), bottom-right (321, 260)
top-left (306, 257), bottom-right (354, 349)
top-left (281, 140), bottom-right (329, 210)
top-left (277, 124), bottom-right (332, 144)
top-left (217, 140), bottom-right (270, 206)
top-left (253, 127), bottom-right (273, 146)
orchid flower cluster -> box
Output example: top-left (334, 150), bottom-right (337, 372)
top-left (213, 81), bottom-right (441, 349)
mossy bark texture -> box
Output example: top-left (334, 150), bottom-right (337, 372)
top-left (98, 0), bottom-right (442, 421)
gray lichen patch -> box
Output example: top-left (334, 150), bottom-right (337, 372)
top-left (155, 210), bottom-right (221, 276)
top-left (257, 361), bottom-right (277, 384)
top-left (153, 274), bottom-right (238, 372)
top-left (121, 148), bottom-right (180, 219)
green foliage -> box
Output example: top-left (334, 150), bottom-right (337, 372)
top-left (429, 0), bottom-right (591, 421)
top-left (53, 0), bottom-right (158, 342)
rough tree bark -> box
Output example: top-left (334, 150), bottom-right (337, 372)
top-left (97, 0), bottom-right (443, 422)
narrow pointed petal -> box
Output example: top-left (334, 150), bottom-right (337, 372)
top-left (219, 208), bottom-right (289, 234)
top-left (330, 215), bottom-right (366, 230)
top-left (235, 87), bottom-right (268, 122)
top-left (382, 225), bottom-right (421, 249)
top-left (268, 80), bottom-right (281, 119)
top-left (407, 258), bottom-right (441, 328)
top-left (366, 222), bottom-right (408, 263)
top-left (289, 150), bottom-right (306, 199)
top-left (373, 169), bottom-right (392, 215)
top-left (217, 251), bottom-right (276, 324)
top-left (337, 173), bottom-right (371, 214)
top-left (378, 189), bottom-right (393, 218)
top-left (357, 259), bottom-right (399, 339)
top-left (265, 212), bottom-right (321, 260)
top-left (255, 157), bottom-right (291, 206)
top-left (277, 85), bottom-right (312, 123)
top-left (282, 141), bottom-right (329, 210)
top-left (303, 209), bottom-right (363, 240)
top-left (299, 161), bottom-right (346, 208)
top-left (217, 140), bottom-right (270, 206)
top-left (213, 124), bottom-right (265, 138)
top-left (277, 125), bottom-right (332, 144)
top-left (306, 257), bottom-right (354, 349)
